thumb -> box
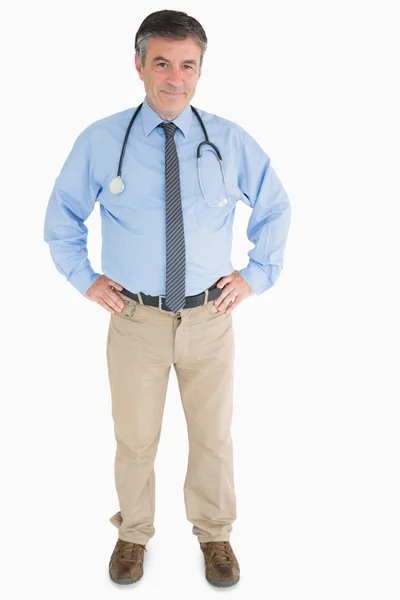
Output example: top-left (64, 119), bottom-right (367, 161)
top-left (107, 278), bottom-right (123, 290)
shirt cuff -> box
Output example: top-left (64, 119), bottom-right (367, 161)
top-left (238, 263), bottom-right (276, 295)
top-left (68, 267), bottom-right (102, 296)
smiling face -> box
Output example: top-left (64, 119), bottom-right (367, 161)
top-left (135, 36), bottom-right (202, 121)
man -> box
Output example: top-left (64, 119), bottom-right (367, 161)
top-left (43, 9), bottom-right (291, 588)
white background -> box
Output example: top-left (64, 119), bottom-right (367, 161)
top-left (1, 0), bottom-right (399, 598)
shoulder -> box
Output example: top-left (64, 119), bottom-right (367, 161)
top-left (191, 105), bottom-right (265, 154)
top-left (191, 105), bottom-right (245, 137)
top-left (76, 106), bottom-right (139, 141)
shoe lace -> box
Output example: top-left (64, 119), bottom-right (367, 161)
top-left (209, 541), bottom-right (233, 566)
top-left (118, 540), bottom-right (147, 564)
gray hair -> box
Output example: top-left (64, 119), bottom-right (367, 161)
top-left (135, 10), bottom-right (207, 70)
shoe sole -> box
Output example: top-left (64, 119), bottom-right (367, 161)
top-left (206, 575), bottom-right (240, 587)
top-left (108, 565), bottom-right (143, 585)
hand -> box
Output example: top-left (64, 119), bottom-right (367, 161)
top-left (214, 270), bottom-right (255, 315)
top-left (85, 274), bottom-right (126, 314)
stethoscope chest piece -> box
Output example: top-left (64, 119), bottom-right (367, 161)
top-left (109, 176), bottom-right (125, 195)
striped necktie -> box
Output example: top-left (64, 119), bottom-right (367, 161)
top-left (158, 122), bottom-right (186, 312)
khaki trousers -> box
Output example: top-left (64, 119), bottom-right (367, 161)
top-left (106, 285), bottom-right (236, 545)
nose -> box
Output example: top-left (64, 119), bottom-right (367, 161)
top-left (165, 65), bottom-right (184, 87)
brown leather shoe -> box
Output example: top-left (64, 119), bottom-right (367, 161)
top-left (200, 541), bottom-right (240, 587)
top-left (109, 538), bottom-right (147, 585)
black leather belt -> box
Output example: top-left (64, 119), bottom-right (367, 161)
top-left (119, 280), bottom-right (223, 311)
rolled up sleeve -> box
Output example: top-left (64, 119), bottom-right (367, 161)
top-left (237, 130), bottom-right (291, 295)
top-left (43, 131), bottom-right (102, 296)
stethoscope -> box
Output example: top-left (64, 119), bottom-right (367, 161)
top-left (108, 102), bottom-right (229, 208)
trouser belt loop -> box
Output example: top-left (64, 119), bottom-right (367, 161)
top-left (137, 291), bottom-right (144, 305)
top-left (203, 288), bottom-right (209, 306)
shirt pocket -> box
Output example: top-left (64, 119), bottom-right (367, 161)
top-left (193, 146), bottom-right (239, 224)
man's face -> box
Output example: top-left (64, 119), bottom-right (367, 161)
top-left (135, 36), bottom-right (202, 120)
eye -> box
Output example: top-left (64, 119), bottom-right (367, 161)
top-left (184, 65), bottom-right (193, 70)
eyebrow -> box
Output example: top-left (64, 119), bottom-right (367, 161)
top-left (151, 56), bottom-right (197, 65)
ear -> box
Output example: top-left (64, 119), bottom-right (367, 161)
top-left (134, 53), bottom-right (144, 81)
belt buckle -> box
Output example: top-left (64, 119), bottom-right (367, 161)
top-left (158, 295), bottom-right (165, 310)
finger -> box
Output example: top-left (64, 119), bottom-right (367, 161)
top-left (101, 291), bottom-right (123, 313)
top-left (104, 288), bottom-right (125, 312)
top-left (216, 291), bottom-right (237, 310)
top-left (107, 278), bottom-right (123, 291)
top-left (214, 292), bottom-right (227, 307)
top-left (98, 297), bottom-right (116, 314)
top-left (216, 277), bottom-right (228, 288)
top-left (226, 297), bottom-right (240, 315)
top-left (214, 288), bottom-right (235, 307)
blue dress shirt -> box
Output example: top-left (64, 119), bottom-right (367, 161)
top-left (44, 96), bottom-right (291, 297)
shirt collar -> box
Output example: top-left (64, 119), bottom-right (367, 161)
top-left (141, 96), bottom-right (193, 139)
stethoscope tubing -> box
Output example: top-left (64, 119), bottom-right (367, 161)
top-left (110, 102), bottom-right (228, 207)
top-left (117, 102), bottom-right (143, 178)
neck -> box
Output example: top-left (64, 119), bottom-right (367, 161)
top-left (146, 95), bottom-right (183, 122)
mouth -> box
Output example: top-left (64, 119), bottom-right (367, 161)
top-left (162, 91), bottom-right (185, 96)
